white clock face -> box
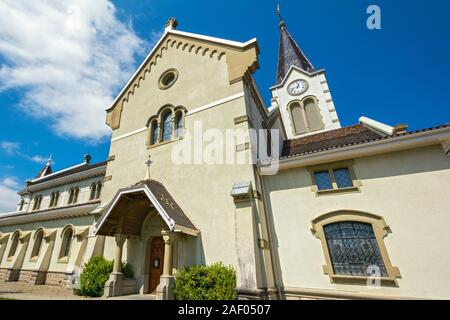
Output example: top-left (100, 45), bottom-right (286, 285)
top-left (287, 80), bottom-right (309, 96)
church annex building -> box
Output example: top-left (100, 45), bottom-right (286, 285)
top-left (1, 17), bottom-right (449, 300)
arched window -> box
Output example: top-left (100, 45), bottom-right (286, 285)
top-left (161, 111), bottom-right (173, 142)
top-left (59, 227), bottom-right (74, 261)
top-left (150, 120), bottom-right (159, 145)
top-left (90, 182), bottom-right (102, 200)
top-left (8, 231), bottom-right (20, 260)
top-left (290, 102), bottom-right (307, 135)
top-left (30, 229), bottom-right (44, 260)
top-left (289, 97), bottom-right (324, 135)
top-left (324, 222), bottom-right (387, 277)
top-left (175, 111), bottom-right (183, 137)
top-left (68, 187), bottom-right (80, 205)
top-left (18, 199), bottom-right (25, 211)
top-left (304, 98), bottom-right (324, 132)
top-left (311, 211), bottom-right (401, 283)
top-left (49, 192), bottom-right (59, 208)
top-left (32, 195), bottom-right (42, 211)
top-left (95, 182), bottom-right (102, 200)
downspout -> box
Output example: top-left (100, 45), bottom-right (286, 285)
top-left (254, 169), bottom-right (283, 299)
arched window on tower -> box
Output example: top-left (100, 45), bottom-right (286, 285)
top-left (161, 111), bottom-right (173, 142)
top-left (304, 98), bottom-right (324, 132)
top-left (289, 97), bottom-right (324, 135)
top-left (290, 102), bottom-right (307, 135)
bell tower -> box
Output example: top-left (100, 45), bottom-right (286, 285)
top-left (270, 5), bottom-right (341, 139)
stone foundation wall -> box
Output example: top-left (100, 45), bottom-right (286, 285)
top-left (45, 271), bottom-right (66, 287)
top-left (0, 268), bottom-right (20, 282)
top-left (0, 268), bottom-right (8, 282)
top-left (17, 270), bottom-right (47, 285)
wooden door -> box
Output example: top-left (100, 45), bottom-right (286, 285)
top-left (148, 237), bottom-right (164, 294)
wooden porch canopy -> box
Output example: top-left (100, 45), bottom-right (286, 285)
top-left (93, 179), bottom-right (198, 237)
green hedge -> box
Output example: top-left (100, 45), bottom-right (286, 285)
top-left (173, 262), bottom-right (237, 300)
top-left (74, 256), bottom-right (134, 297)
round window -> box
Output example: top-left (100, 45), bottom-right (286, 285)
top-left (158, 69), bottom-right (178, 89)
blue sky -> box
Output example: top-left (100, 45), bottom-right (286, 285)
top-left (0, 0), bottom-right (449, 211)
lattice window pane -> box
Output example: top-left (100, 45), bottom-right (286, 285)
top-left (314, 171), bottom-right (332, 190)
top-left (333, 168), bottom-right (353, 188)
top-left (324, 222), bottom-right (388, 277)
top-left (162, 112), bottom-right (173, 142)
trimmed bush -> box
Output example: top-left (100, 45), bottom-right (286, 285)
top-left (173, 262), bottom-right (237, 300)
top-left (74, 256), bottom-right (134, 297)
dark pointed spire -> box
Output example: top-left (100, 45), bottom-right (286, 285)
top-left (35, 155), bottom-right (52, 179)
top-left (276, 5), bottom-right (316, 84)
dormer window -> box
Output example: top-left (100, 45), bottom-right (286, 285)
top-left (68, 187), bottom-right (80, 205)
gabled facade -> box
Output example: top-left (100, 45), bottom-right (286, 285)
top-left (1, 16), bottom-right (450, 300)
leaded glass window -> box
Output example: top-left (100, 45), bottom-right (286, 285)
top-left (333, 168), bottom-right (353, 188)
top-left (314, 171), bottom-right (332, 190)
top-left (162, 112), bottom-right (173, 142)
top-left (175, 112), bottom-right (183, 137)
top-left (151, 121), bottom-right (158, 145)
top-left (324, 222), bottom-right (388, 277)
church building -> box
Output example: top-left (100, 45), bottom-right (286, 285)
top-left (1, 16), bottom-right (450, 300)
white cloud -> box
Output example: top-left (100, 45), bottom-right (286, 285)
top-left (0, 0), bottom-right (147, 141)
top-left (0, 177), bottom-right (20, 213)
top-left (30, 155), bottom-right (48, 164)
top-left (0, 141), bottom-right (20, 155)
top-left (0, 140), bottom-right (48, 164)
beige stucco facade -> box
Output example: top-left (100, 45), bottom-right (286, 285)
top-left (263, 145), bottom-right (450, 299)
top-left (1, 20), bottom-right (450, 300)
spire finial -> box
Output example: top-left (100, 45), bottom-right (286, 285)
top-left (165, 17), bottom-right (178, 31)
top-left (277, 3), bottom-right (285, 28)
top-left (46, 154), bottom-right (53, 166)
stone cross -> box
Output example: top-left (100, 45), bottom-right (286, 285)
top-left (145, 155), bottom-right (154, 180)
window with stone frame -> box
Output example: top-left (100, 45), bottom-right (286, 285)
top-left (68, 187), bottom-right (80, 205)
top-left (30, 229), bottom-right (44, 260)
top-left (311, 211), bottom-right (401, 284)
top-left (32, 195), bottom-right (43, 211)
top-left (7, 231), bottom-right (20, 260)
top-left (49, 192), bottom-right (60, 208)
top-left (324, 221), bottom-right (388, 277)
top-left (59, 227), bottom-right (74, 262)
top-left (161, 111), bottom-right (173, 142)
top-left (18, 199), bottom-right (25, 211)
top-left (308, 161), bottom-right (361, 195)
top-left (89, 182), bottom-right (102, 200)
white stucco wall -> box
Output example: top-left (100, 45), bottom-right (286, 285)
top-left (263, 145), bottom-right (450, 299)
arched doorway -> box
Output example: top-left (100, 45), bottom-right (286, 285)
top-left (148, 237), bottom-right (165, 294)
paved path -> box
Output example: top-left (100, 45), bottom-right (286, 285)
top-left (0, 282), bottom-right (155, 300)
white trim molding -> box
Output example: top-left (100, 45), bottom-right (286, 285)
top-left (359, 116), bottom-right (394, 135)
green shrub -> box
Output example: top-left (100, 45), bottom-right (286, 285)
top-left (173, 262), bottom-right (237, 300)
top-left (74, 256), bottom-right (134, 297)
top-left (121, 261), bottom-right (134, 279)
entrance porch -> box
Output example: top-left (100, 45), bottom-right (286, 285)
top-left (93, 179), bottom-right (199, 299)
